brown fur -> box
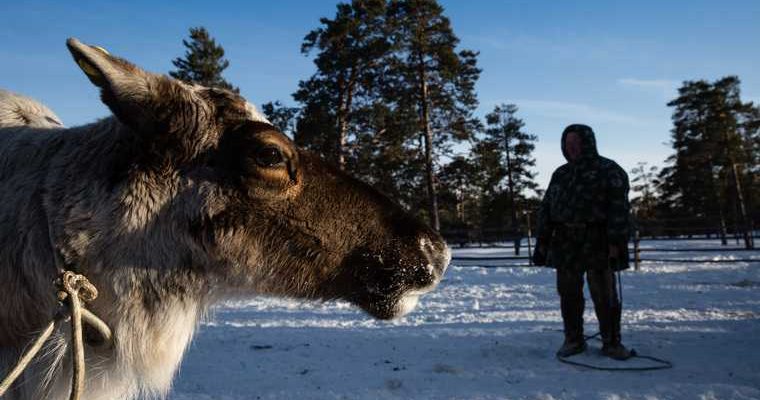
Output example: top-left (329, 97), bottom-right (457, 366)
top-left (0, 39), bottom-right (449, 399)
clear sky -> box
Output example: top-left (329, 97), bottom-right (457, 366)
top-left (1, 1), bottom-right (758, 189)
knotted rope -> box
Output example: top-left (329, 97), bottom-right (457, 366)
top-left (0, 271), bottom-right (112, 399)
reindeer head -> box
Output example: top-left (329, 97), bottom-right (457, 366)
top-left (66, 38), bottom-right (449, 320)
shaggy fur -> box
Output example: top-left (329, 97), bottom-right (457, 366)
top-left (0, 39), bottom-right (449, 399)
top-left (0, 89), bottom-right (64, 128)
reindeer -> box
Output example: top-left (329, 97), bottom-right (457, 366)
top-left (0, 38), bottom-right (450, 400)
top-left (0, 89), bottom-right (64, 128)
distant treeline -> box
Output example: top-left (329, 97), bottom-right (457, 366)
top-left (629, 76), bottom-right (758, 247)
top-left (167, 1), bottom-right (759, 248)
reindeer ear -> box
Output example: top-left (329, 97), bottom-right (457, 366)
top-left (67, 38), bottom-right (217, 165)
top-left (66, 38), bottom-right (159, 132)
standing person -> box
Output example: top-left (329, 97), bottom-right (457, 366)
top-left (533, 124), bottom-right (632, 360)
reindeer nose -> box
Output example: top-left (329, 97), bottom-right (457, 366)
top-left (419, 233), bottom-right (450, 282)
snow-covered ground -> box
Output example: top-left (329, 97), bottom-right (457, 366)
top-left (170, 240), bottom-right (760, 400)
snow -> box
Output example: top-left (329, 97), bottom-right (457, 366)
top-left (169, 240), bottom-right (760, 399)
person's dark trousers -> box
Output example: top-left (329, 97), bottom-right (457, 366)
top-left (557, 268), bottom-right (621, 345)
top-left (556, 269), bottom-right (585, 342)
top-left (587, 269), bottom-right (622, 346)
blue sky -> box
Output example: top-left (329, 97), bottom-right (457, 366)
top-left (1, 1), bottom-right (758, 189)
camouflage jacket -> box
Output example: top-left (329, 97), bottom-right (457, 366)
top-left (536, 125), bottom-right (631, 271)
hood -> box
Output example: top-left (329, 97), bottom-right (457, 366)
top-left (561, 123), bottom-right (598, 162)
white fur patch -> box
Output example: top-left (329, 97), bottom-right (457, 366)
top-left (245, 102), bottom-right (270, 124)
top-left (0, 88), bottom-right (64, 128)
top-left (419, 236), bottom-right (431, 252)
top-left (395, 294), bottom-right (420, 318)
top-left (443, 245), bottom-right (452, 267)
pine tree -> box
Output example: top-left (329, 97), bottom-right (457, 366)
top-left (291, 0), bottom-right (480, 229)
top-left (661, 76), bottom-right (756, 247)
top-left (170, 27), bottom-right (238, 92)
top-left (349, 101), bottom-right (424, 209)
top-left (630, 162), bottom-right (660, 221)
top-left (294, 0), bottom-right (389, 168)
top-left (437, 155), bottom-right (481, 242)
top-left (262, 101), bottom-right (299, 137)
top-left (384, 0), bottom-right (481, 231)
top-left (479, 104), bottom-right (537, 253)
top-left (737, 102), bottom-right (759, 245)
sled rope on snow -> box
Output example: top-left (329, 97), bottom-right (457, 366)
top-left (556, 272), bottom-right (673, 372)
top-left (0, 271), bottom-right (113, 400)
top-left (556, 332), bottom-right (674, 371)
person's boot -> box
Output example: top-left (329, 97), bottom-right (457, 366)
top-left (589, 270), bottom-right (633, 360)
top-left (601, 299), bottom-right (632, 360)
top-left (602, 341), bottom-right (632, 360)
top-left (558, 291), bottom-right (586, 357)
top-left (557, 337), bottom-right (587, 357)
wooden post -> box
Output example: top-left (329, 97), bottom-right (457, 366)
top-left (634, 229), bottom-right (641, 271)
top-left (525, 211), bottom-right (533, 266)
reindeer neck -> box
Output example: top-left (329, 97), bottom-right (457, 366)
top-left (35, 117), bottom-right (214, 398)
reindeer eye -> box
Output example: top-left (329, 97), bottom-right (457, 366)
top-left (255, 146), bottom-right (285, 168)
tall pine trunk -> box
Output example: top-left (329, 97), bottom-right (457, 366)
top-left (707, 157), bottom-right (728, 245)
top-left (731, 162), bottom-right (754, 248)
top-left (722, 128), bottom-right (754, 249)
top-left (504, 138), bottom-right (519, 255)
top-left (335, 67), bottom-right (357, 170)
top-left (418, 55), bottom-right (439, 231)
